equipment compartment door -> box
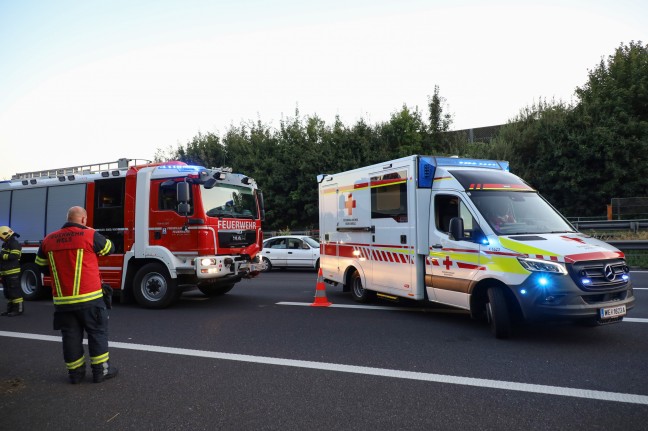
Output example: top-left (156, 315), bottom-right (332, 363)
top-left (369, 167), bottom-right (415, 294)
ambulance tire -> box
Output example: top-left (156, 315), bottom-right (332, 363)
top-left (350, 270), bottom-right (375, 303)
top-left (20, 262), bottom-right (49, 300)
top-left (486, 287), bottom-right (512, 339)
top-left (133, 263), bottom-right (178, 309)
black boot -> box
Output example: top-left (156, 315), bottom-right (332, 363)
top-left (1, 302), bottom-right (15, 316)
top-left (5, 301), bottom-right (23, 317)
top-left (68, 366), bottom-right (86, 384)
top-left (92, 362), bottom-right (118, 383)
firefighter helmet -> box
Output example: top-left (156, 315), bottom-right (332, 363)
top-left (0, 226), bottom-right (14, 241)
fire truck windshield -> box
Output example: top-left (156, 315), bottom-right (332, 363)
top-left (202, 184), bottom-right (258, 219)
top-left (468, 191), bottom-right (575, 235)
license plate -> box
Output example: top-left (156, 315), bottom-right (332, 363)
top-left (600, 305), bottom-right (626, 319)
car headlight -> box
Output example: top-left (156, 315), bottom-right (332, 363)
top-left (517, 257), bottom-right (567, 274)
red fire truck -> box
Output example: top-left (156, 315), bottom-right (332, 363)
top-left (0, 158), bottom-right (266, 308)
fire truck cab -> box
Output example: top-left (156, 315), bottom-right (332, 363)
top-left (318, 155), bottom-right (635, 338)
top-left (0, 158), bottom-right (266, 308)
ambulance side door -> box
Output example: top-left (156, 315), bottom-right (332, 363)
top-left (428, 192), bottom-right (482, 310)
top-left (369, 167), bottom-right (414, 294)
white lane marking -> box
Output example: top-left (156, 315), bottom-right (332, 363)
top-left (277, 301), bottom-right (466, 313)
top-left (634, 288), bottom-right (648, 290)
top-left (277, 302), bottom-right (648, 323)
top-left (1, 330), bottom-right (647, 405)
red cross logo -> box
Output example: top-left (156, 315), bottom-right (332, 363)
top-left (560, 235), bottom-right (586, 244)
top-left (443, 256), bottom-right (453, 270)
top-left (344, 193), bottom-right (356, 215)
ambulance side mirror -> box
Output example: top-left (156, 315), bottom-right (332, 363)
top-left (449, 217), bottom-right (464, 241)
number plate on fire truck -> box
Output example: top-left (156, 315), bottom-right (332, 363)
top-left (600, 305), bottom-right (626, 319)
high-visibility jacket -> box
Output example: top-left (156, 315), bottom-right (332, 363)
top-left (35, 222), bottom-right (114, 306)
top-left (0, 234), bottom-right (22, 277)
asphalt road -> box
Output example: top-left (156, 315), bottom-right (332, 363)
top-left (1, 270), bottom-right (647, 430)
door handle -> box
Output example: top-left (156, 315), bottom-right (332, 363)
top-left (432, 244), bottom-right (442, 249)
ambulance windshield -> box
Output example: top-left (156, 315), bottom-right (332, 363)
top-left (468, 191), bottom-right (575, 235)
top-left (202, 184), bottom-right (258, 219)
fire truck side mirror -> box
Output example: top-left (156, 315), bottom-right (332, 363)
top-left (258, 190), bottom-right (266, 221)
top-left (177, 181), bottom-right (190, 202)
top-left (177, 181), bottom-right (191, 216)
top-left (178, 203), bottom-right (191, 216)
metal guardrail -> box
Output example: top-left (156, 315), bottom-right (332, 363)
top-left (572, 219), bottom-right (648, 232)
top-left (606, 240), bottom-right (648, 251)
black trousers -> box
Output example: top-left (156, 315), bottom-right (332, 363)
top-left (53, 304), bottom-right (110, 370)
top-left (1, 274), bottom-right (22, 301)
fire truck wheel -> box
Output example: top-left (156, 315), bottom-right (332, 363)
top-left (198, 283), bottom-right (235, 297)
top-left (20, 262), bottom-right (48, 300)
top-left (350, 270), bottom-right (374, 303)
top-left (261, 257), bottom-right (272, 272)
top-left (486, 286), bottom-right (512, 339)
top-left (133, 263), bottom-right (178, 309)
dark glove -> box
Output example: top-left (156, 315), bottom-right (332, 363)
top-left (101, 283), bottom-right (113, 309)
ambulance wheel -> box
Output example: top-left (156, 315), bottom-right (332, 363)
top-left (350, 270), bottom-right (374, 303)
top-left (20, 262), bottom-right (48, 300)
top-left (486, 287), bottom-right (512, 339)
top-left (133, 263), bottom-right (178, 309)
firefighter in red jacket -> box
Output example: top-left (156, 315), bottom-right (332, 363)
top-left (0, 226), bottom-right (24, 317)
top-left (35, 206), bottom-right (118, 384)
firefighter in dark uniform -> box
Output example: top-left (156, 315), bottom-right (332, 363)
top-left (0, 226), bottom-right (24, 317)
top-left (35, 206), bottom-right (118, 384)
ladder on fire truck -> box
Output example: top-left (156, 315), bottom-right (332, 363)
top-left (11, 158), bottom-right (152, 180)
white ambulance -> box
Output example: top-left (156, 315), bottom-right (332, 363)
top-left (317, 155), bottom-right (635, 338)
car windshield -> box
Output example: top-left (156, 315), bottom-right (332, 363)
top-left (468, 191), bottom-right (575, 235)
top-left (202, 184), bottom-right (258, 219)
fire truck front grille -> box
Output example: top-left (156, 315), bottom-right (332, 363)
top-left (218, 230), bottom-right (257, 248)
top-left (568, 259), bottom-right (630, 291)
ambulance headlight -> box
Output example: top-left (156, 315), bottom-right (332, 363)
top-left (517, 257), bottom-right (567, 275)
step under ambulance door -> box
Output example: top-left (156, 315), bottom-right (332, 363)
top-left (368, 166), bottom-right (415, 295)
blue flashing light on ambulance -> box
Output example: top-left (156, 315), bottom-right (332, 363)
top-left (317, 155), bottom-right (634, 338)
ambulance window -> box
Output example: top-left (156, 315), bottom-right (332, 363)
top-left (435, 195), bottom-right (458, 233)
top-left (370, 170), bottom-right (408, 222)
top-left (435, 195), bottom-right (477, 239)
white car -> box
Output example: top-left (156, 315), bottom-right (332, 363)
top-left (261, 235), bottom-right (320, 271)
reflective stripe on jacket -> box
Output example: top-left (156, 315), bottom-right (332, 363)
top-left (0, 235), bottom-right (21, 276)
top-left (36, 222), bottom-right (114, 306)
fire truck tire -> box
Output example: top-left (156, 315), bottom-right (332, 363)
top-left (350, 270), bottom-right (374, 303)
top-left (486, 286), bottom-right (512, 339)
top-left (198, 283), bottom-right (235, 297)
top-left (261, 257), bottom-right (272, 272)
top-left (133, 263), bottom-right (178, 309)
top-left (20, 262), bottom-right (48, 300)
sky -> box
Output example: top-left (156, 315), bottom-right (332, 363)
top-left (1, 0), bottom-right (646, 180)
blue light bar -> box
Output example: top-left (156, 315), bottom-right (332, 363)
top-left (434, 157), bottom-right (509, 171)
top-left (157, 164), bottom-right (205, 172)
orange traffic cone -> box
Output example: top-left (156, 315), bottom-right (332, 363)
top-left (311, 268), bottom-right (332, 307)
